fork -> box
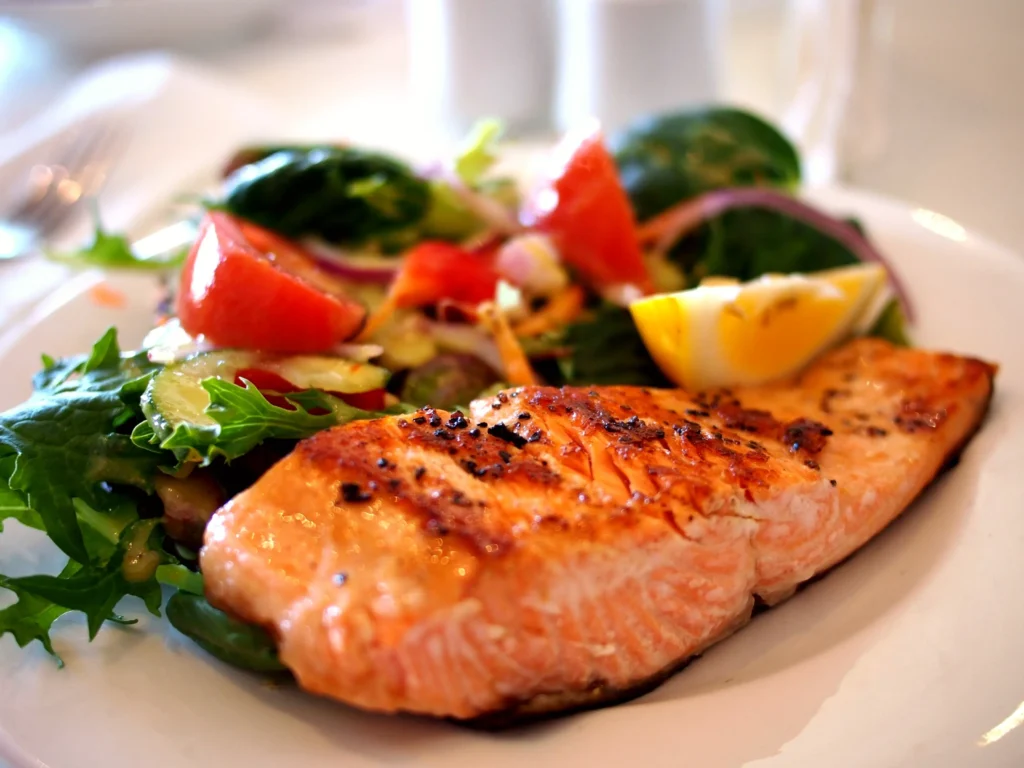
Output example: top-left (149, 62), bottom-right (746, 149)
top-left (0, 116), bottom-right (126, 261)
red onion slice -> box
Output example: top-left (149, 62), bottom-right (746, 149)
top-left (637, 188), bottom-right (915, 321)
top-left (301, 240), bottom-right (399, 284)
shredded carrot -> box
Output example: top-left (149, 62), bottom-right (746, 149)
top-left (88, 282), bottom-right (127, 309)
top-left (479, 303), bottom-right (538, 386)
top-left (512, 284), bottom-right (586, 338)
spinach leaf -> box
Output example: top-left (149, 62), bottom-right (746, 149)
top-left (535, 305), bottom-right (670, 388)
top-left (0, 329), bottom-right (163, 563)
top-left (0, 456), bottom-right (43, 533)
top-left (0, 330), bottom-right (177, 662)
top-left (611, 106), bottom-right (801, 221)
top-left (675, 208), bottom-right (861, 284)
top-left (221, 147), bottom-right (431, 246)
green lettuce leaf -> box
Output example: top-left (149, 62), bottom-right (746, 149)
top-left (47, 220), bottom-right (186, 271)
top-left (0, 560), bottom-right (79, 666)
top-left (454, 118), bottom-right (503, 185)
top-left (157, 379), bottom-right (411, 463)
top-left (1, 519), bottom-right (164, 641)
top-left (0, 330), bottom-right (408, 666)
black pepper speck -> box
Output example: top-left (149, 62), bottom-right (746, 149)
top-left (447, 412), bottom-right (468, 430)
top-left (340, 483), bottom-right (372, 503)
top-left (487, 423), bottom-right (528, 448)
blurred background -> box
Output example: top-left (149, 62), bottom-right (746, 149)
top-left (0, 0), bottom-right (1020, 248)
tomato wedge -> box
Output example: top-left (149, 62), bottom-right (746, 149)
top-left (390, 240), bottom-right (500, 309)
top-left (521, 123), bottom-right (653, 296)
top-left (177, 213), bottom-right (367, 353)
top-left (337, 388), bottom-right (387, 411)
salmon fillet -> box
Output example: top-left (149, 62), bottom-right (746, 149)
top-left (200, 339), bottom-right (996, 722)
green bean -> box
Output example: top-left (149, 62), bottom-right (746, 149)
top-left (166, 591), bottom-right (287, 673)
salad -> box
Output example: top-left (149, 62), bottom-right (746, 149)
top-left (0, 106), bottom-right (908, 671)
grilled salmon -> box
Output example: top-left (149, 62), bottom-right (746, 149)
top-left (200, 339), bottom-right (996, 722)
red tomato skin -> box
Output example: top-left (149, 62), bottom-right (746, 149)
top-left (234, 367), bottom-right (386, 411)
top-left (337, 389), bottom-right (387, 410)
top-left (390, 241), bottom-right (500, 309)
top-left (522, 124), bottom-right (652, 294)
top-left (233, 368), bottom-right (297, 393)
top-left (177, 213), bottom-right (366, 353)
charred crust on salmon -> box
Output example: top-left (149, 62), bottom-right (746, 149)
top-left (459, 654), bottom-right (704, 731)
top-left (487, 423), bottom-right (528, 448)
top-left (447, 411), bottom-right (469, 429)
top-left (782, 419), bottom-right (833, 454)
top-left (338, 483), bottom-right (371, 503)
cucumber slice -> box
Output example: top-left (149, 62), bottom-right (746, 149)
top-left (142, 350), bottom-right (389, 440)
top-left (258, 356), bottom-right (387, 394)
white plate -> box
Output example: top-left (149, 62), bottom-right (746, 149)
top-left (1, 187), bottom-right (1023, 768)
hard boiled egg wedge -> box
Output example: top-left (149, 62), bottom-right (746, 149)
top-left (629, 263), bottom-right (890, 390)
